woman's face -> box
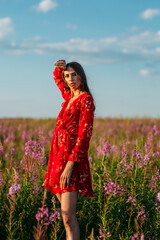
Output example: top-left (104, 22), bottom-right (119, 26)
top-left (64, 66), bottom-right (81, 91)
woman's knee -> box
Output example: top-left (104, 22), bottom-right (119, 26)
top-left (61, 210), bottom-right (76, 227)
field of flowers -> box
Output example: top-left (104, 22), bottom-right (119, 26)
top-left (0, 118), bottom-right (160, 240)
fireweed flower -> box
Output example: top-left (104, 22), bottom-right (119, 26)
top-left (152, 124), bottom-right (160, 136)
top-left (29, 172), bottom-right (38, 182)
top-left (96, 146), bottom-right (105, 157)
top-left (8, 183), bottom-right (21, 196)
top-left (127, 196), bottom-right (138, 210)
top-left (35, 207), bottom-right (61, 224)
top-left (10, 147), bottom-right (15, 155)
top-left (137, 206), bottom-right (147, 221)
top-left (111, 145), bottom-right (119, 154)
top-left (35, 210), bottom-right (45, 221)
top-left (97, 141), bottom-right (111, 157)
top-left (5, 153), bottom-right (10, 159)
top-left (4, 130), bottom-right (15, 144)
top-left (15, 174), bottom-right (21, 181)
top-left (0, 145), bottom-right (3, 154)
top-left (48, 130), bottom-right (54, 138)
top-left (131, 233), bottom-right (138, 240)
top-left (40, 156), bottom-right (47, 164)
top-left (119, 160), bottom-right (134, 173)
top-left (148, 174), bottom-right (159, 191)
top-left (127, 196), bottom-right (136, 203)
top-left (33, 183), bottom-right (42, 194)
top-left (33, 183), bottom-right (40, 194)
top-left (104, 181), bottom-right (117, 196)
top-left (25, 140), bottom-right (46, 164)
top-left (51, 197), bottom-right (56, 204)
top-left (131, 149), bottom-right (136, 157)
top-left (25, 140), bottom-right (43, 160)
top-left (22, 130), bottom-right (30, 143)
top-left (122, 151), bottom-right (128, 158)
top-left (4, 137), bottom-right (12, 145)
top-left (125, 140), bottom-right (131, 145)
top-left (15, 164), bottom-right (21, 170)
top-left (137, 154), bottom-right (151, 168)
top-left (153, 151), bottom-right (159, 159)
top-left (131, 233), bottom-right (145, 240)
top-left (49, 211), bottom-right (61, 222)
top-left (143, 154), bottom-right (151, 166)
top-left (156, 192), bottom-right (160, 202)
top-left (104, 181), bottom-right (125, 196)
top-left (99, 228), bottom-right (110, 239)
top-left (136, 151), bottom-right (142, 160)
top-left (88, 156), bottom-right (93, 163)
top-left (22, 140), bottom-right (46, 173)
top-left (144, 142), bottom-right (151, 154)
top-left (103, 141), bottom-right (111, 156)
top-left (38, 131), bottom-right (49, 145)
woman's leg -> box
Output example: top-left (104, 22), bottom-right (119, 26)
top-left (61, 190), bottom-right (80, 240)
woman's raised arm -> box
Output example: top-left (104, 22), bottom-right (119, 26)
top-left (53, 60), bottom-right (70, 100)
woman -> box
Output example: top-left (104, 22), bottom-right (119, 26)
top-left (42, 59), bottom-right (95, 240)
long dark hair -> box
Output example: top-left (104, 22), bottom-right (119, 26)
top-left (62, 61), bottom-right (95, 111)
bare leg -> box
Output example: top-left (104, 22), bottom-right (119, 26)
top-left (56, 192), bottom-right (61, 203)
top-left (61, 191), bottom-right (80, 240)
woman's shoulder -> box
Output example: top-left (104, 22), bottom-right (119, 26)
top-left (80, 92), bottom-right (94, 108)
top-left (81, 92), bottom-right (93, 101)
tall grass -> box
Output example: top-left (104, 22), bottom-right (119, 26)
top-left (0, 118), bottom-right (160, 239)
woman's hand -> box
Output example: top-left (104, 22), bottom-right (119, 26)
top-left (54, 60), bottom-right (66, 70)
top-left (60, 162), bottom-right (75, 190)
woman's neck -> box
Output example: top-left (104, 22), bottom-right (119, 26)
top-left (70, 88), bottom-right (84, 98)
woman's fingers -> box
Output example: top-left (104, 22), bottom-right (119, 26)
top-left (60, 176), bottom-right (65, 189)
top-left (60, 176), bottom-right (63, 189)
top-left (54, 60), bottom-right (66, 69)
top-left (60, 175), bottom-right (70, 189)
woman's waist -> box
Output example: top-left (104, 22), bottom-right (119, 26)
top-left (56, 124), bottom-right (78, 136)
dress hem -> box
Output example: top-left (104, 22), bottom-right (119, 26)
top-left (42, 185), bottom-right (94, 198)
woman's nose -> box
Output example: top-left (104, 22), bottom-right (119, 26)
top-left (68, 75), bottom-right (74, 81)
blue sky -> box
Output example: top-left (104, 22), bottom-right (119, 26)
top-left (0, 0), bottom-right (160, 118)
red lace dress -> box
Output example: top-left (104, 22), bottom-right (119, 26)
top-left (42, 67), bottom-right (94, 197)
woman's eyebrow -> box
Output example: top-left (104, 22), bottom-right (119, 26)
top-left (64, 71), bottom-right (76, 76)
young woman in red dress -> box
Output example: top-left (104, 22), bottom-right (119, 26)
top-left (42, 59), bottom-right (95, 240)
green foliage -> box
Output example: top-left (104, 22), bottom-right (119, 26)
top-left (0, 118), bottom-right (160, 239)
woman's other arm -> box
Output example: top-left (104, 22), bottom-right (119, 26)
top-left (68, 95), bottom-right (94, 163)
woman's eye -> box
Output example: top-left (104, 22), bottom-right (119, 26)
top-left (65, 74), bottom-right (69, 78)
top-left (73, 73), bottom-right (76, 77)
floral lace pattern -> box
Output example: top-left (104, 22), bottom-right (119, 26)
top-left (42, 67), bottom-right (94, 197)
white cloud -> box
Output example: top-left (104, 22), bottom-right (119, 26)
top-left (130, 26), bottom-right (141, 32)
top-left (122, 48), bottom-right (128, 54)
top-left (99, 37), bottom-right (117, 45)
top-left (0, 17), bottom-right (13, 39)
top-left (141, 8), bottom-right (160, 19)
top-left (2, 36), bottom-right (123, 64)
top-left (2, 28), bottom-right (160, 66)
top-left (139, 69), bottom-right (154, 77)
top-left (156, 48), bottom-right (160, 53)
top-left (119, 30), bottom-right (160, 50)
top-left (34, 0), bottom-right (57, 13)
top-left (66, 23), bottom-right (77, 30)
